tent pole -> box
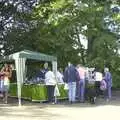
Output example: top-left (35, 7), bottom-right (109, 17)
top-left (52, 61), bottom-right (57, 104)
top-left (15, 58), bottom-right (22, 106)
top-left (18, 97), bottom-right (21, 106)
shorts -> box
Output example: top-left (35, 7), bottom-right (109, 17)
top-left (3, 85), bottom-right (9, 92)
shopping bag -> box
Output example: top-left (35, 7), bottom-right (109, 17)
top-left (54, 85), bottom-right (60, 97)
top-left (64, 83), bottom-right (69, 90)
top-left (100, 80), bottom-right (107, 91)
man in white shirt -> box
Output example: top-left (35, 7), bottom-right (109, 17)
top-left (94, 68), bottom-right (103, 96)
top-left (45, 68), bottom-right (56, 103)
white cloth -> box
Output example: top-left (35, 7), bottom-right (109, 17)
top-left (95, 72), bottom-right (103, 81)
top-left (4, 77), bottom-right (10, 86)
top-left (54, 85), bottom-right (60, 96)
top-left (64, 83), bottom-right (69, 90)
top-left (57, 71), bottom-right (64, 84)
top-left (45, 71), bottom-right (56, 85)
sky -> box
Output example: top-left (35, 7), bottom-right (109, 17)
top-left (79, 34), bottom-right (88, 49)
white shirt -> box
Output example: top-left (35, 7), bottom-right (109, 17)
top-left (57, 71), bottom-right (64, 84)
top-left (95, 72), bottom-right (103, 81)
top-left (45, 71), bottom-right (56, 85)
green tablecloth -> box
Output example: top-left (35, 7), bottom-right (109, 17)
top-left (9, 83), bottom-right (68, 101)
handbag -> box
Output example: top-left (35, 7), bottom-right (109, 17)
top-left (100, 80), bottom-right (107, 91)
top-left (64, 83), bottom-right (69, 90)
top-left (54, 85), bottom-right (60, 96)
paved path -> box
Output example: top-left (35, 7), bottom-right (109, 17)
top-left (1, 90), bottom-right (120, 120)
top-left (0, 96), bottom-right (120, 120)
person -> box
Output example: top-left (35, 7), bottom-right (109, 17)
top-left (45, 67), bottom-right (56, 104)
top-left (64, 62), bottom-right (78, 104)
top-left (42, 62), bottom-right (48, 79)
top-left (0, 68), bottom-right (4, 98)
top-left (76, 64), bottom-right (86, 102)
top-left (1, 64), bottom-right (12, 103)
top-left (94, 68), bottom-right (103, 97)
top-left (57, 68), bottom-right (64, 84)
top-left (104, 67), bottom-right (112, 101)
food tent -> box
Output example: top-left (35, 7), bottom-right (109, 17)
top-left (1, 50), bottom-right (57, 106)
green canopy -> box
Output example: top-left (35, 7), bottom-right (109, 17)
top-left (1, 50), bottom-right (57, 106)
top-left (8, 50), bottom-right (57, 61)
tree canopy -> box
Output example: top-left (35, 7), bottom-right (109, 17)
top-left (1, 0), bottom-right (120, 87)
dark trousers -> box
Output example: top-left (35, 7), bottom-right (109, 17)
top-left (95, 81), bottom-right (100, 96)
top-left (104, 85), bottom-right (112, 99)
top-left (46, 85), bottom-right (55, 102)
top-left (85, 80), bottom-right (88, 100)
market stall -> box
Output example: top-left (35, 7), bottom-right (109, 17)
top-left (0, 50), bottom-right (61, 106)
top-left (9, 83), bottom-right (67, 101)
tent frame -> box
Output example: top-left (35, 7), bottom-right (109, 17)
top-left (1, 50), bottom-right (57, 106)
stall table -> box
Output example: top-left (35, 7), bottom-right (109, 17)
top-left (9, 83), bottom-right (68, 102)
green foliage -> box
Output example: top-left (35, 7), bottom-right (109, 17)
top-left (2, 0), bottom-right (120, 88)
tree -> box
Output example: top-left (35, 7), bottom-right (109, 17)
top-left (2, 0), bottom-right (120, 87)
top-left (31, 0), bottom-right (120, 87)
top-left (0, 0), bottom-right (37, 55)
